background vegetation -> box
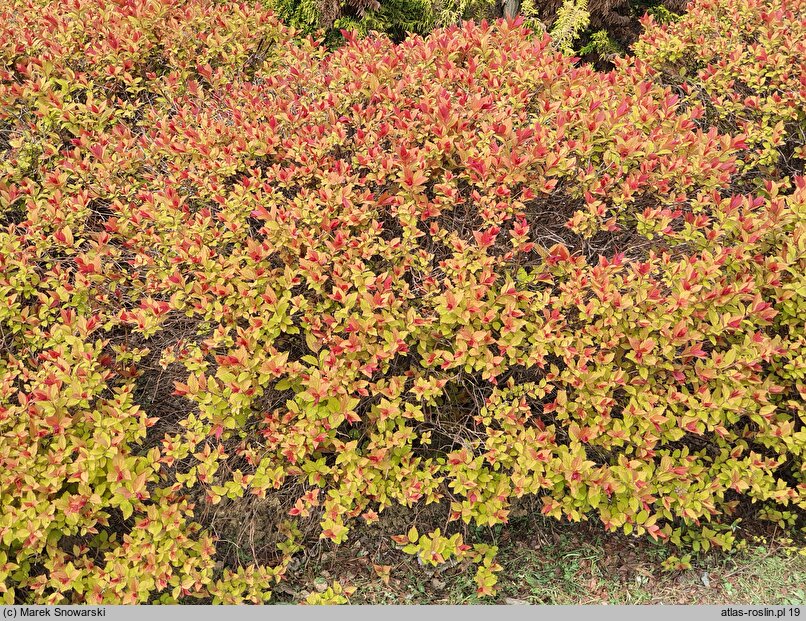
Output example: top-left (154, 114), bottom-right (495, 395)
top-left (268, 0), bottom-right (686, 61)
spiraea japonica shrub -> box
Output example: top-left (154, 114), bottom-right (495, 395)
top-left (0, 0), bottom-right (803, 604)
top-left (634, 0), bottom-right (806, 177)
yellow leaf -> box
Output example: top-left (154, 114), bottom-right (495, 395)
top-left (120, 499), bottom-right (133, 520)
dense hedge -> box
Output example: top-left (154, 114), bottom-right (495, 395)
top-left (0, 0), bottom-right (804, 604)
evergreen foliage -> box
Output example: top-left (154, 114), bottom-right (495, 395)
top-left (577, 28), bottom-right (624, 60)
top-left (549, 0), bottom-right (591, 52)
top-left (266, 0), bottom-right (687, 57)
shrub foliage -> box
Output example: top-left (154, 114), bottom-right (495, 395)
top-left (635, 0), bottom-right (806, 175)
top-left (0, 0), bottom-right (804, 604)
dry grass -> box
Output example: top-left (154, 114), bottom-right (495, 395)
top-left (268, 512), bottom-right (806, 605)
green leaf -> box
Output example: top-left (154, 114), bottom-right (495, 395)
top-left (120, 499), bottom-right (133, 520)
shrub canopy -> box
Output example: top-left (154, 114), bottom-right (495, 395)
top-left (0, 0), bottom-right (804, 604)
